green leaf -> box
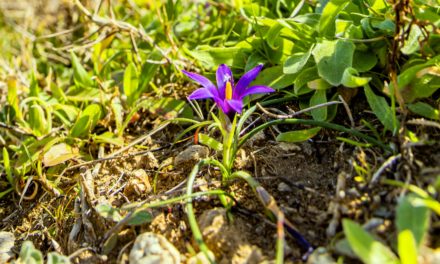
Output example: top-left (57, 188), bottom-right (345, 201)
top-left (401, 25), bottom-right (422, 55)
top-left (102, 233), bottom-right (118, 255)
top-left (47, 252), bottom-right (71, 264)
top-left (364, 84), bottom-right (399, 133)
top-left (352, 50), bottom-right (378, 72)
top-left (95, 203), bottom-right (123, 222)
top-left (52, 104), bottom-right (79, 127)
top-left (310, 90), bottom-right (327, 121)
top-left (29, 72), bottom-right (40, 97)
top-left (307, 78), bottom-right (332, 90)
top-left (127, 210), bottom-right (153, 226)
top-left (283, 46), bottom-right (313, 74)
top-left (43, 143), bottom-right (79, 167)
top-left (70, 104), bottom-right (103, 138)
top-left (139, 52), bottom-right (161, 92)
top-left (7, 77), bottom-right (22, 120)
top-left (198, 133), bottom-right (223, 151)
top-left (3, 148), bottom-right (13, 185)
top-left (407, 102), bottom-right (439, 120)
top-left (400, 66), bottom-right (440, 103)
top-left (393, 56), bottom-right (440, 102)
top-left (265, 22), bottom-right (284, 49)
top-left (343, 219), bottom-right (399, 264)
top-left (319, 0), bottom-right (350, 37)
top-left (251, 66), bottom-right (297, 90)
top-left (111, 97), bottom-right (124, 136)
top-left (71, 52), bottom-right (94, 88)
top-left (396, 194), bottom-right (430, 248)
top-left (341, 68), bottom-right (372, 88)
top-left (124, 62), bottom-right (140, 107)
top-left (18, 241), bottom-right (44, 264)
top-left (276, 127), bottom-right (321, 143)
top-left (294, 66), bottom-right (318, 95)
top-left (28, 104), bottom-right (49, 137)
top-left (398, 230), bottom-right (417, 264)
top-left (185, 45), bottom-right (251, 69)
top-left (92, 132), bottom-right (124, 146)
top-left (65, 87), bottom-right (101, 102)
top-left (312, 39), bottom-right (355, 86)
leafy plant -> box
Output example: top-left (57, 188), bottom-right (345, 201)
top-left (16, 241), bottom-right (70, 264)
top-left (343, 194), bottom-right (431, 264)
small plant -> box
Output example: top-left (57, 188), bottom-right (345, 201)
top-left (342, 193), bottom-right (433, 264)
top-left (15, 241), bottom-right (70, 264)
top-left (183, 63), bottom-right (274, 176)
top-left (183, 64), bottom-right (314, 263)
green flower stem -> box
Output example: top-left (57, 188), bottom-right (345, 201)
top-left (238, 118), bottom-right (391, 151)
top-left (276, 211), bottom-right (285, 264)
top-left (186, 159), bottom-right (226, 264)
top-left (134, 190), bottom-right (230, 211)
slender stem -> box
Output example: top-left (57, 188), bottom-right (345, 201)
top-left (186, 159), bottom-right (225, 263)
top-left (238, 118), bottom-right (391, 152)
top-left (276, 210), bottom-right (285, 264)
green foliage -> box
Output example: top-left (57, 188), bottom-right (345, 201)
top-left (70, 104), bottom-right (104, 138)
top-left (17, 241), bottom-right (70, 264)
top-left (96, 203), bottom-right (152, 226)
top-left (364, 84), bottom-right (399, 134)
top-left (396, 194), bottom-right (430, 247)
top-left (276, 127), bottom-right (321, 142)
top-left (343, 193), bottom-right (432, 264)
top-left (343, 219), bottom-right (399, 264)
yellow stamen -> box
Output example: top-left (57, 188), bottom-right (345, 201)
top-left (225, 81), bottom-right (232, 100)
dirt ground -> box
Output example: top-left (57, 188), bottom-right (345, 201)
top-left (2, 121), bottom-right (439, 263)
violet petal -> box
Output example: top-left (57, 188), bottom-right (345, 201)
top-left (239, 85), bottom-right (275, 99)
top-left (235, 64), bottom-right (264, 97)
top-left (226, 99), bottom-right (244, 114)
top-left (188, 88), bottom-right (214, 100)
top-left (216, 64), bottom-right (233, 100)
top-left (182, 70), bottom-right (219, 98)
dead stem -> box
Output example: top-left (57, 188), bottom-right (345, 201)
top-left (256, 100), bottom-right (342, 119)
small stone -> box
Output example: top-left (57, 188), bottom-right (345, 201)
top-left (132, 152), bottom-right (159, 170)
top-left (276, 142), bottom-right (301, 152)
top-left (174, 145), bottom-right (209, 171)
top-left (277, 182), bottom-right (292, 192)
top-left (0, 232), bottom-right (14, 264)
top-left (129, 232), bottom-right (180, 264)
top-left (307, 247), bottom-right (336, 264)
top-left (124, 169), bottom-right (152, 197)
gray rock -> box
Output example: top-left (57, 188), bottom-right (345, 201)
top-left (129, 232), bottom-right (180, 264)
top-left (174, 145), bottom-right (209, 171)
top-left (277, 182), bottom-right (292, 192)
top-left (0, 232), bottom-right (14, 264)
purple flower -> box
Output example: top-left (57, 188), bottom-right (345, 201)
top-left (183, 64), bottom-right (275, 117)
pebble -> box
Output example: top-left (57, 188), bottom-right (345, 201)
top-left (174, 145), bottom-right (209, 171)
top-left (129, 232), bottom-right (180, 264)
top-left (276, 142), bottom-right (301, 152)
top-left (0, 232), bottom-right (14, 264)
top-left (277, 182), bottom-right (292, 192)
top-left (124, 169), bottom-right (152, 197)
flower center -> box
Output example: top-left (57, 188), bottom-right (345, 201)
top-left (225, 81), bottom-right (232, 100)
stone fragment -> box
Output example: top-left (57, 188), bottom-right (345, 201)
top-left (124, 169), bottom-right (152, 197)
top-left (277, 182), bottom-right (292, 192)
top-left (129, 232), bottom-right (180, 264)
top-left (173, 145), bottom-right (209, 171)
top-left (0, 232), bottom-right (14, 264)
